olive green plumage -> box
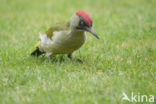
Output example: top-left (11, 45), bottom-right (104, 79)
top-left (31, 12), bottom-right (99, 59)
top-left (45, 21), bottom-right (69, 38)
top-left (31, 15), bottom-right (86, 57)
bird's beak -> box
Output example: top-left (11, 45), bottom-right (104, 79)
top-left (86, 27), bottom-right (99, 39)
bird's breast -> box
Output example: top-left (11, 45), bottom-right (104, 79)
top-left (50, 30), bottom-right (86, 54)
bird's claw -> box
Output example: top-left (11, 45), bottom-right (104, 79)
top-left (76, 59), bottom-right (84, 64)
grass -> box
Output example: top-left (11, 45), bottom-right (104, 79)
top-left (0, 0), bottom-right (155, 104)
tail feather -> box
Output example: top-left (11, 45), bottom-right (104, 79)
top-left (31, 48), bottom-right (44, 56)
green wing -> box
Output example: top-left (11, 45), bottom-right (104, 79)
top-left (45, 21), bottom-right (69, 38)
top-left (34, 21), bottom-right (69, 48)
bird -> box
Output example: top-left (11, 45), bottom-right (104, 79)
top-left (31, 10), bottom-right (99, 61)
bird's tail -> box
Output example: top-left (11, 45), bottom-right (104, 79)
top-left (31, 48), bottom-right (44, 56)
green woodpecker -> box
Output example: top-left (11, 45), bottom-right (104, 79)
top-left (31, 11), bottom-right (99, 60)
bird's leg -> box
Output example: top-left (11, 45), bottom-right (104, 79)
top-left (68, 53), bottom-right (83, 63)
top-left (46, 52), bottom-right (52, 60)
top-left (76, 58), bottom-right (84, 64)
top-left (67, 53), bottom-right (72, 60)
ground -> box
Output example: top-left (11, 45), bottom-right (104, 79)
top-left (0, 0), bottom-right (155, 104)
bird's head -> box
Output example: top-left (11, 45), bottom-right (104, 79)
top-left (69, 11), bottom-right (99, 39)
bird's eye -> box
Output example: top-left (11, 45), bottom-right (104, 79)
top-left (80, 21), bottom-right (84, 25)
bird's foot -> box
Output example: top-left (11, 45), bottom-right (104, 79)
top-left (76, 59), bottom-right (84, 64)
top-left (67, 54), bottom-right (83, 63)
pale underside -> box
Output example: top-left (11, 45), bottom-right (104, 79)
top-left (38, 27), bottom-right (86, 55)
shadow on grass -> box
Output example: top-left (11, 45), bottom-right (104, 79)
top-left (31, 54), bottom-right (66, 63)
top-left (29, 54), bottom-right (84, 64)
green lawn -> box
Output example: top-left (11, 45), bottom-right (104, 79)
top-left (0, 0), bottom-right (155, 104)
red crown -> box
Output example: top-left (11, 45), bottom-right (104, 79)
top-left (76, 11), bottom-right (92, 25)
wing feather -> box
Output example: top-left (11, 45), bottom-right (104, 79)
top-left (34, 21), bottom-right (69, 48)
top-left (45, 21), bottom-right (69, 38)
